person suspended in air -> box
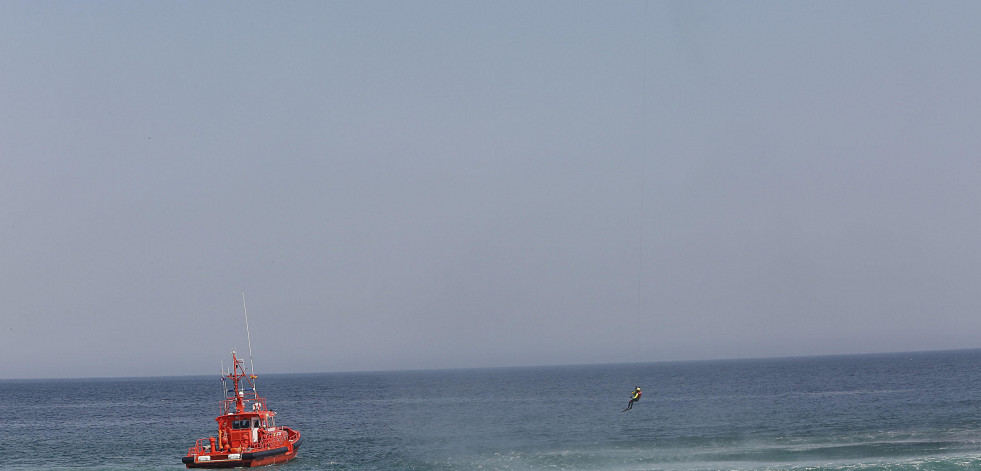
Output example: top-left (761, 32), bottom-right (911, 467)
top-left (623, 387), bottom-right (642, 411)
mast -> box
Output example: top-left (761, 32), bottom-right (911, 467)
top-left (241, 291), bottom-right (259, 400)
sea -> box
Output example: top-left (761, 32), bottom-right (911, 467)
top-left (4, 349), bottom-right (981, 471)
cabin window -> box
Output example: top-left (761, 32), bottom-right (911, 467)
top-left (232, 419), bottom-right (253, 429)
top-left (253, 419), bottom-right (260, 429)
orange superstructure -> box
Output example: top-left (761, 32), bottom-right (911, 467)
top-left (183, 351), bottom-right (301, 468)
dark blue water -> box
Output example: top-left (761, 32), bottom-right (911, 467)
top-left (4, 350), bottom-right (981, 470)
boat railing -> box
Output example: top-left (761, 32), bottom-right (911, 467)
top-left (218, 395), bottom-right (269, 415)
top-left (186, 437), bottom-right (214, 456)
top-left (258, 429), bottom-right (290, 448)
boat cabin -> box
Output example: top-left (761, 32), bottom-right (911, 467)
top-left (216, 411), bottom-right (276, 452)
top-left (211, 387), bottom-right (282, 453)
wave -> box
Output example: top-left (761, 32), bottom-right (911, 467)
top-left (413, 436), bottom-right (981, 471)
top-left (430, 448), bottom-right (981, 471)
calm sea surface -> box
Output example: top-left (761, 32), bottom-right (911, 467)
top-left (4, 350), bottom-right (981, 470)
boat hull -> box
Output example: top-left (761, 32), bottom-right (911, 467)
top-left (183, 437), bottom-right (302, 468)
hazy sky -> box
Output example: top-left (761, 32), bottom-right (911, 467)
top-left (3, 1), bottom-right (981, 379)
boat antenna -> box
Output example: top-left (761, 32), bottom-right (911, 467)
top-left (242, 292), bottom-right (256, 378)
top-left (220, 359), bottom-right (227, 399)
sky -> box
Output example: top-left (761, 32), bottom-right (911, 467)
top-left (3, 1), bottom-right (981, 379)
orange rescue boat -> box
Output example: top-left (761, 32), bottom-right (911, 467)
top-left (183, 351), bottom-right (302, 468)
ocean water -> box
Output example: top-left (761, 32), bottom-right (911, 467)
top-left (4, 350), bottom-right (981, 470)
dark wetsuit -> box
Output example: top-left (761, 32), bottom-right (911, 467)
top-left (624, 388), bottom-right (642, 411)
